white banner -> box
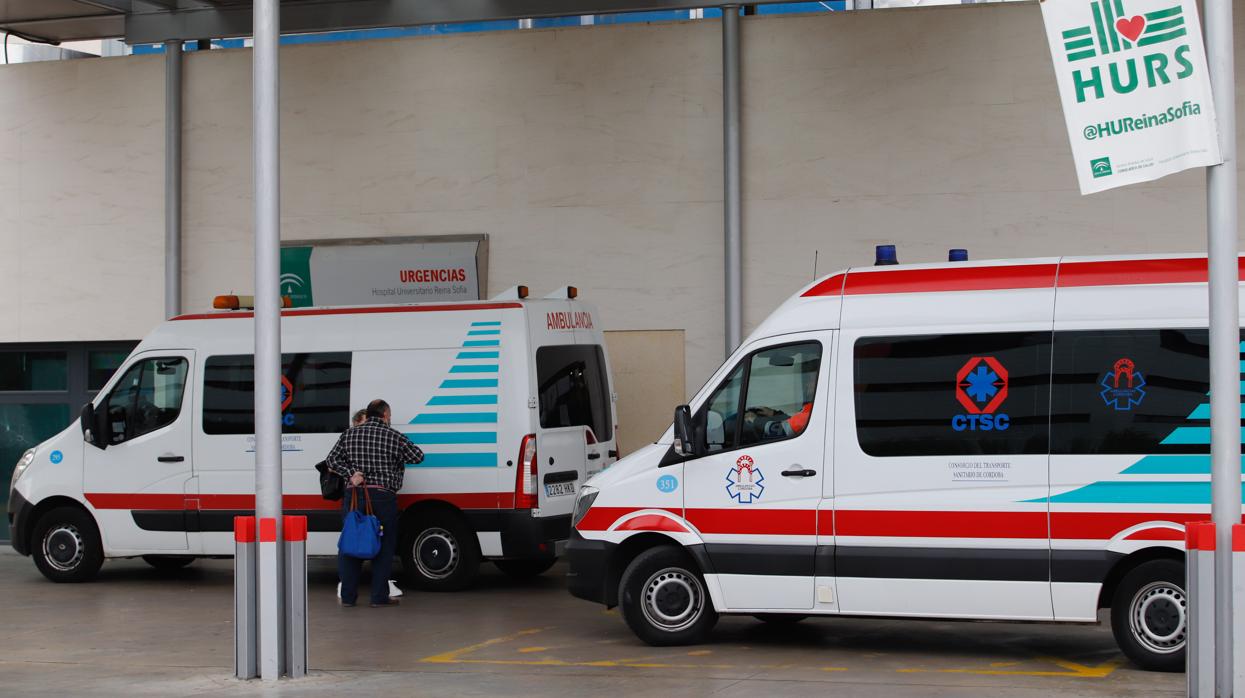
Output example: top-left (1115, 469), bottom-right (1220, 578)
top-left (1040, 0), bottom-right (1221, 194)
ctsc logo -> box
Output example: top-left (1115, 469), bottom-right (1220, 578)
top-left (952, 357), bottom-right (1010, 432)
top-left (1060, 0), bottom-right (1195, 104)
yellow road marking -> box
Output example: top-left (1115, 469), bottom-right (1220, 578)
top-left (419, 628), bottom-right (549, 664)
top-left (898, 656), bottom-right (1122, 679)
top-left (687, 650), bottom-right (712, 656)
top-left (517, 647), bottom-right (548, 653)
top-left (821, 667), bottom-right (849, 672)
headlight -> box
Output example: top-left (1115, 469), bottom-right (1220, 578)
top-left (571, 486), bottom-right (599, 528)
top-left (10, 448), bottom-right (35, 492)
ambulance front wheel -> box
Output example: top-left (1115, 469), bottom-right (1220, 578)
top-left (400, 512), bottom-right (480, 591)
top-left (1110, 558), bottom-right (1186, 672)
top-left (31, 506), bottom-right (104, 583)
top-left (619, 546), bottom-right (718, 646)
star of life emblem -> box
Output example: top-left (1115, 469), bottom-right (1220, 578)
top-left (726, 454), bottom-right (765, 504)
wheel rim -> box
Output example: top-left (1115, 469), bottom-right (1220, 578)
top-left (414, 528), bottom-right (459, 580)
top-left (1130, 580), bottom-right (1187, 654)
top-left (42, 524), bottom-right (84, 572)
top-left (640, 566), bottom-right (705, 633)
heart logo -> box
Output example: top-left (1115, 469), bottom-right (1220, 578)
top-left (1115, 15), bottom-right (1146, 43)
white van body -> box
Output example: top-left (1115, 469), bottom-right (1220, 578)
top-left (567, 254), bottom-right (1243, 672)
top-left (10, 293), bottom-right (618, 589)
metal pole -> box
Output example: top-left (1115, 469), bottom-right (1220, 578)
top-left (253, 0), bottom-right (284, 680)
top-left (1204, 1), bottom-right (1238, 693)
top-left (722, 5), bottom-right (742, 355)
top-left (164, 41), bottom-right (182, 319)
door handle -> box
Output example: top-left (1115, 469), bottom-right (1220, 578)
top-left (158, 455), bottom-right (184, 463)
top-left (587, 452), bottom-right (601, 460)
top-left (781, 468), bottom-right (816, 477)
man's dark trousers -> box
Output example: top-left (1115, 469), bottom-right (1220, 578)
top-left (338, 487), bottom-right (400, 605)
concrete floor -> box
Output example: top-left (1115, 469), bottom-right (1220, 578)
top-left (0, 551), bottom-right (1184, 697)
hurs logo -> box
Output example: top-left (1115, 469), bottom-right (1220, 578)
top-left (725, 455), bottom-right (765, 504)
top-left (952, 356), bottom-right (1011, 432)
top-left (1059, 0), bottom-right (1196, 104)
top-left (1100, 357), bottom-right (1147, 410)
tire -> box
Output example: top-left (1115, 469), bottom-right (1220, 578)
top-left (618, 546), bottom-right (718, 646)
top-left (494, 558), bottom-right (557, 579)
top-left (142, 555), bottom-right (194, 571)
top-left (754, 614), bottom-right (808, 624)
top-left (400, 512), bottom-right (480, 591)
top-left (31, 506), bottom-right (104, 583)
top-left (1110, 558), bottom-right (1187, 672)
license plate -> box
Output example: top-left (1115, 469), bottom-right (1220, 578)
top-left (545, 481), bottom-right (577, 498)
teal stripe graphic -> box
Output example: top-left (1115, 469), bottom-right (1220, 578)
top-left (1047, 481), bottom-right (1245, 505)
top-left (1091, 2), bottom-right (1111, 55)
top-left (1145, 6), bottom-right (1181, 21)
top-left (1102, 0), bottom-right (1120, 53)
top-left (1112, 0), bottom-right (1130, 49)
top-left (457, 351), bottom-right (499, 359)
top-left (471, 321), bottom-right (501, 327)
top-left (405, 431), bottom-right (498, 444)
top-left (440, 379), bottom-right (498, 389)
top-left (1188, 404), bottom-right (1211, 419)
top-left (467, 329), bottom-right (501, 336)
top-left (462, 340), bottom-right (500, 347)
top-left (410, 412), bottom-right (498, 424)
top-left (449, 364), bottom-right (499, 374)
top-left (411, 452), bottom-right (498, 468)
top-left (1065, 37), bottom-right (1094, 50)
top-left (1147, 18), bottom-right (1183, 33)
top-left (1122, 454), bottom-right (1245, 475)
top-left (1138, 28), bottom-right (1187, 46)
top-left (1062, 26), bottom-right (1092, 39)
top-left (1068, 50), bottom-right (1097, 62)
top-left (1160, 426), bottom-right (1245, 445)
top-left (428, 394), bottom-right (498, 406)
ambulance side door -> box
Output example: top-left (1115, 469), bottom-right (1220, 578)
top-left (681, 333), bottom-right (830, 611)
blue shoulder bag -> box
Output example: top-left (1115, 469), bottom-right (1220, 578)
top-left (338, 487), bottom-right (382, 559)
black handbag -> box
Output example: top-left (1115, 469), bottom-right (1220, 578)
top-left (315, 460), bottom-right (345, 501)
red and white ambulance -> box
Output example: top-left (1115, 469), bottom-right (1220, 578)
top-left (9, 286), bottom-right (617, 590)
top-left (567, 253), bottom-right (1244, 671)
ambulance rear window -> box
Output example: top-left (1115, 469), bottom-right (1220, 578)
top-left (203, 352), bottom-right (352, 435)
top-left (536, 345), bottom-right (612, 441)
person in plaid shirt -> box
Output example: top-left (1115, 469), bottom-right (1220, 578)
top-left (326, 399), bottom-right (423, 607)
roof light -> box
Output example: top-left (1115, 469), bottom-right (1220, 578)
top-left (948, 248), bottom-right (969, 262)
top-left (542, 286), bottom-right (579, 300)
top-left (567, 286), bottom-right (578, 299)
top-left (212, 295), bottom-right (292, 310)
top-left (874, 245), bottom-right (898, 266)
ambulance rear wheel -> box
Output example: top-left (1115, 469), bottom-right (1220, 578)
top-left (619, 546), bottom-right (718, 646)
top-left (400, 513), bottom-right (480, 591)
top-left (1110, 558), bottom-right (1186, 672)
top-left (494, 557), bottom-right (557, 579)
top-left (32, 506), bottom-right (104, 583)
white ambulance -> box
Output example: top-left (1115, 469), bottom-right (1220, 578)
top-left (9, 286), bottom-right (618, 591)
top-left (567, 253), bottom-right (1244, 672)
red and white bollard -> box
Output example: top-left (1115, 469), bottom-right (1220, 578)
top-left (1187, 521), bottom-right (1216, 698)
top-left (283, 515), bottom-right (308, 678)
top-left (233, 516), bottom-right (257, 680)
top-left (1234, 524), bottom-right (1244, 697)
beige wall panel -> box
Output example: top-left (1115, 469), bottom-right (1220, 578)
top-left (2, 3), bottom-right (1245, 388)
top-left (605, 329), bottom-right (685, 457)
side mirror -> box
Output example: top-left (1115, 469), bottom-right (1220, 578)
top-left (81, 402), bottom-right (107, 450)
top-left (672, 405), bottom-right (701, 459)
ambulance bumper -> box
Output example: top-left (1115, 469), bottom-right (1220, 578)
top-left (464, 510), bottom-right (570, 559)
top-left (8, 489), bottom-right (32, 556)
top-left (566, 528), bottom-right (614, 606)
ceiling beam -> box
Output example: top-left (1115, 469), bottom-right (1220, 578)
top-left (125, 0), bottom-right (779, 45)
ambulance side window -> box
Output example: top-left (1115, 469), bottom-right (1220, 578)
top-left (103, 357), bottom-right (188, 444)
top-left (202, 352), bottom-right (352, 435)
top-left (536, 345), bottom-right (613, 441)
top-left (853, 332), bottom-right (1051, 457)
top-left (1050, 328), bottom-right (1214, 454)
top-left (700, 364), bottom-right (744, 453)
